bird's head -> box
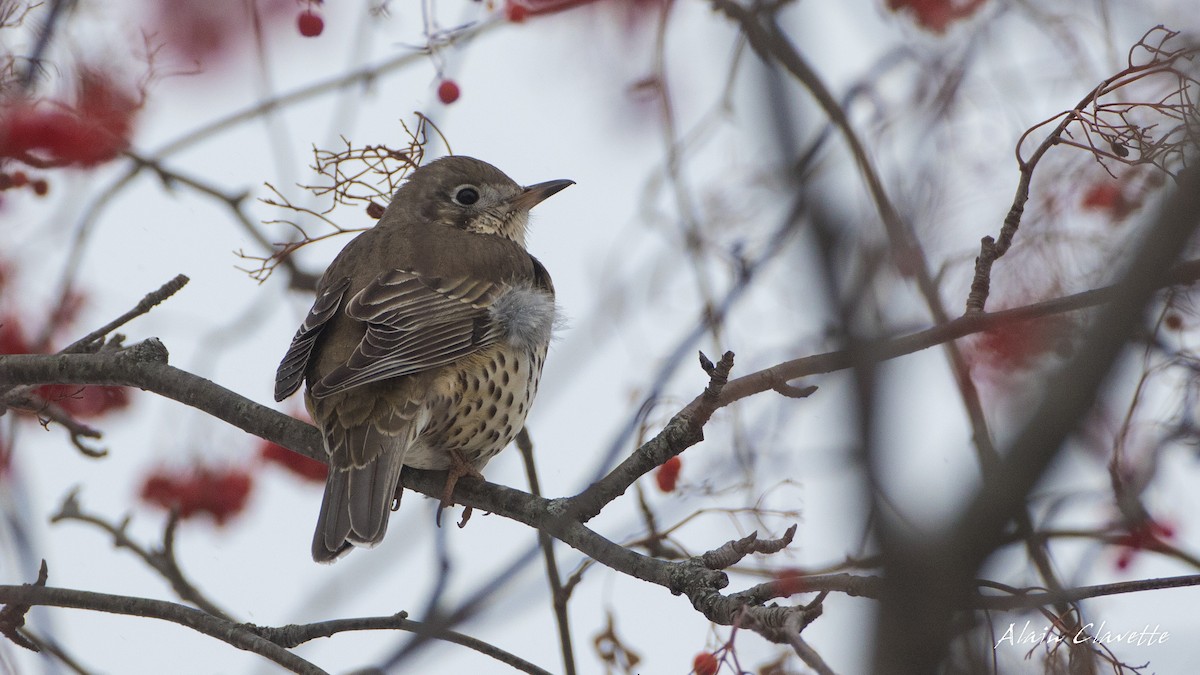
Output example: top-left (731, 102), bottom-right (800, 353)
top-left (389, 155), bottom-right (573, 246)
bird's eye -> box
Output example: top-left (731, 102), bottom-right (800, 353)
top-left (453, 186), bottom-right (480, 206)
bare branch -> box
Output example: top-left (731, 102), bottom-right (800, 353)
top-left (62, 275), bottom-right (189, 354)
top-left (517, 429), bottom-right (577, 675)
top-left (245, 613), bottom-right (553, 675)
top-left (0, 560), bottom-right (47, 652)
top-left (872, 163), bottom-right (1200, 675)
top-left (0, 577), bottom-right (323, 674)
top-left (50, 490), bottom-right (233, 621)
top-left (567, 352), bottom-right (735, 522)
top-left (966, 25), bottom-right (1199, 312)
top-left (701, 525), bottom-right (797, 570)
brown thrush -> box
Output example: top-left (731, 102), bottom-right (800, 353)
top-left (274, 156), bottom-right (572, 562)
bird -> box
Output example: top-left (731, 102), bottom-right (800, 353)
top-left (273, 156), bottom-right (572, 562)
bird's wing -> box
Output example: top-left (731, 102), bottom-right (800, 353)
top-left (274, 276), bottom-right (352, 401)
top-left (307, 269), bottom-right (507, 398)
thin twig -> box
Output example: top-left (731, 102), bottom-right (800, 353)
top-left (246, 612), bottom-right (553, 675)
top-left (516, 428), bottom-right (577, 675)
top-left (786, 624), bottom-right (838, 675)
top-left (50, 490), bottom-right (233, 621)
top-left (10, 627), bottom-right (96, 675)
top-left (62, 275), bottom-right (190, 354)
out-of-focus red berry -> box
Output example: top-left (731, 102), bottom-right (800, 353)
top-left (0, 70), bottom-right (139, 167)
top-left (772, 567), bottom-right (807, 597)
top-left (297, 9), bottom-right (324, 37)
top-left (693, 652), bottom-right (719, 675)
top-left (145, 0), bottom-right (294, 68)
top-left (37, 385), bottom-right (132, 419)
top-left (1164, 313), bottom-right (1184, 331)
top-left (504, 0), bottom-right (619, 18)
top-left (655, 455), bottom-right (682, 493)
top-left (0, 316), bottom-right (30, 355)
top-left (1081, 182), bottom-right (1132, 218)
top-left (506, 1), bottom-right (529, 21)
top-left (886, 0), bottom-right (987, 34)
top-left (31, 179), bottom-right (48, 196)
top-left (970, 314), bottom-right (1072, 372)
top-left (11, 171), bottom-right (28, 187)
top-left (260, 439), bottom-right (328, 482)
top-left (437, 79), bottom-right (461, 104)
top-left (1112, 516), bottom-right (1176, 571)
top-left (139, 466), bottom-right (254, 525)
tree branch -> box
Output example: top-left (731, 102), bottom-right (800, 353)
top-left (49, 490), bottom-right (233, 621)
top-left (516, 429), bottom-right (576, 675)
top-left (0, 580), bottom-right (324, 674)
top-left (245, 613), bottom-right (553, 675)
top-left (872, 164), bottom-right (1200, 673)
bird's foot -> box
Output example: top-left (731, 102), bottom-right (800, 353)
top-left (435, 449), bottom-right (483, 527)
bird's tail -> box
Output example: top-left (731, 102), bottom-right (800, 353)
top-left (311, 422), bottom-right (413, 563)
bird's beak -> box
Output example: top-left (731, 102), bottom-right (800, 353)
top-left (510, 179), bottom-right (574, 211)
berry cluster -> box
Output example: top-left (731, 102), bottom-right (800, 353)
top-left (0, 70), bottom-right (139, 168)
top-left (0, 171), bottom-right (48, 196)
top-left (260, 438), bottom-right (328, 482)
top-left (140, 466), bottom-right (254, 525)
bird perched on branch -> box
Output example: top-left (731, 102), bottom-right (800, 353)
top-left (274, 156), bottom-right (572, 562)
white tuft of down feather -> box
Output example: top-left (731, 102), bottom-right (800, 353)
top-left (490, 286), bottom-right (559, 351)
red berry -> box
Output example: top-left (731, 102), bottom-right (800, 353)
top-left (32, 179), bottom-right (48, 196)
top-left (437, 79), bottom-right (461, 104)
top-left (0, 316), bottom-right (31, 354)
top-left (693, 652), bottom-right (719, 675)
top-left (655, 456), bottom-right (682, 493)
top-left (297, 10), bottom-right (324, 37)
top-left (11, 171), bottom-right (28, 187)
top-left (138, 466), bottom-right (253, 525)
top-left (772, 567), bottom-right (806, 597)
top-left (1150, 519), bottom-right (1175, 539)
top-left (1081, 181), bottom-right (1137, 219)
top-left (1164, 313), bottom-right (1184, 331)
top-left (506, 1), bottom-right (528, 21)
top-left (38, 384), bottom-right (131, 419)
top-left (0, 71), bottom-right (138, 167)
top-left (260, 439), bottom-right (328, 483)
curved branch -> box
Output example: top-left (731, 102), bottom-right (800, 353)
top-left (872, 164), bottom-right (1200, 674)
top-left (0, 343), bottom-right (809, 641)
top-left (247, 613), bottom-right (553, 675)
top-left (567, 352), bottom-right (733, 522)
top-left (0, 584), bottom-right (324, 674)
top-left (0, 340), bottom-right (324, 462)
top-left (6, 254), bottom-right (1200, 469)
top-left (50, 490), bottom-right (233, 621)
top-left (703, 258), bottom-right (1200, 414)
top-left (7, 260), bottom-right (1200, 649)
top-left (516, 430), bottom-right (577, 675)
